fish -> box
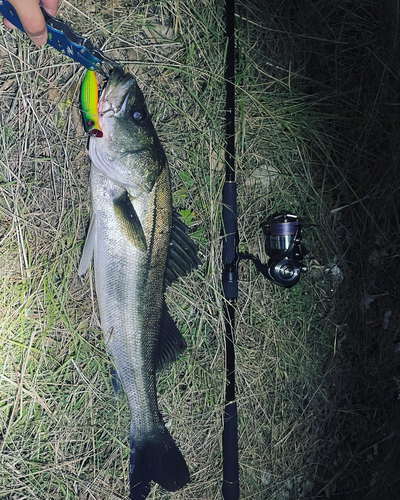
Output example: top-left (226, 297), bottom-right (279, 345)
top-left (78, 68), bottom-right (200, 499)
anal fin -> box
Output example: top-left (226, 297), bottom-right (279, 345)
top-left (110, 366), bottom-right (124, 395)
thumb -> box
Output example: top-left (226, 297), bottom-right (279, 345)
top-left (5, 0), bottom-right (48, 45)
top-left (26, 27), bottom-right (48, 46)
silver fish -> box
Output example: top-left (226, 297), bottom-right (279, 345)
top-left (79, 69), bottom-right (199, 499)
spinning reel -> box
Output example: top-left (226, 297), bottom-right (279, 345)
top-left (240, 213), bottom-right (308, 288)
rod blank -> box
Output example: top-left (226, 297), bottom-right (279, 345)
top-left (222, 0), bottom-right (239, 498)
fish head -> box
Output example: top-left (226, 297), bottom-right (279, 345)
top-left (89, 68), bottom-right (165, 194)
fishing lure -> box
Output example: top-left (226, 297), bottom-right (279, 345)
top-left (81, 70), bottom-right (103, 137)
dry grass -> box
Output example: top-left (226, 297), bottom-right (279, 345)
top-left (0, 0), bottom-right (399, 499)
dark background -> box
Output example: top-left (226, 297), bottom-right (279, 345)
top-left (278, 1), bottom-right (400, 498)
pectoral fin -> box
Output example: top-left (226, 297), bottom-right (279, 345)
top-left (78, 214), bottom-right (97, 276)
top-left (113, 191), bottom-right (147, 252)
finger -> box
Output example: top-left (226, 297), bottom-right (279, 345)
top-left (4, 0), bottom-right (59, 33)
top-left (6, 0), bottom-right (47, 45)
top-left (3, 18), bottom-right (17, 30)
top-left (41, 0), bottom-right (59, 17)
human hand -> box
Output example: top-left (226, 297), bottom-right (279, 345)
top-left (3, 0), bottom-right (59, 46)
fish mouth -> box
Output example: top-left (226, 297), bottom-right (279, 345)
top-left (99, 68), bottom-right (135, 116)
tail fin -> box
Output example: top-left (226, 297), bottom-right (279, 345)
top-left (129, 423), bottom-right (190, 499)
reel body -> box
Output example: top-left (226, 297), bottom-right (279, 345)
top-left (241, 213), bottom-right (308, 288)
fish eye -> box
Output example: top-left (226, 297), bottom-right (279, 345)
top-left (131, 106), bottom-right (146, 122)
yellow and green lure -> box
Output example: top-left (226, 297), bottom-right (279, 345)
top-left (81, 70), bottom-right (103, 138)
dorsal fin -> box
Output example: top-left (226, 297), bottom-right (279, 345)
top-left (111, 303), bottom-right (186, 384)
top-left (155, 302), bottom-right (187, 371)
top-left (164, 213), bottom-right (201, 288)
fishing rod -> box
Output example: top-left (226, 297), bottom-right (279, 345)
top-left (222, 0), bottom-right (239, 498)
top-left (221, 2), bottom-right (309, 499)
